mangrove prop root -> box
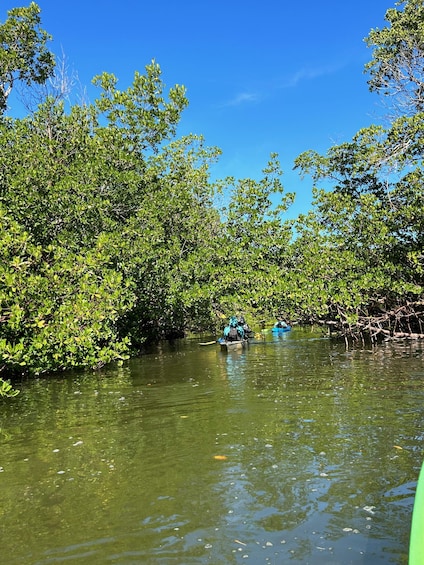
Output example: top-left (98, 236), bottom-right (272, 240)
top-left (324, 301), bottom-right (424, 343)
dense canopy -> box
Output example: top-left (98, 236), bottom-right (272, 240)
top-left (0, 1), bottom-right (423, 391)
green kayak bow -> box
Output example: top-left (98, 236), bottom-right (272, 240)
top-left (410, 458), bottom-right (424, 564)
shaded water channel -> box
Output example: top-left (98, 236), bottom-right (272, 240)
top-left (1, 328), bottom-right (424, 564)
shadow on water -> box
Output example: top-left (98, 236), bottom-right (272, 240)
top-left (0, 329), bottom-right (423, 563)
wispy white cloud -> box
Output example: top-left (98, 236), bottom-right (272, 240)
top-left (221, 91), bottom-right (260, 107)
top-left (219, 63), bottom-right (343, 108)
top-left (282, 63), bottom-right (344, 88)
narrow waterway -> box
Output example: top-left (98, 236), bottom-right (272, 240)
top-left (1, 328), bottom-right (423, 564)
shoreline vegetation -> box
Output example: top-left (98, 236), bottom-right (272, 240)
top-left (0, 1), bottom-right (423, 394)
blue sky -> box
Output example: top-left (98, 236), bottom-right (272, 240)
top-left (4, 0), bottom-right (393, 218)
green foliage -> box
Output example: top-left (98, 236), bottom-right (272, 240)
top-left (283, 0), bottom-right (424, 333)
top-left (365, 0), bottom-right (424, 114)
top-left (0, 206), bottom-right (136, 375)
top-left (0, 2), bottom-right (54, 113)
top-left (291, 120), bottom-right (424, 323)
top-left (209, 154), bottom-right (294, 320)
top-left (0, 377), bottom-right (19, 397)
top-left (0, 31), bottom-right (224, 367)
top-left (92, 133), bottom-right (224, 341)
top-left (289, 0), bottom-right (424, 330)
top-left (92, 62), bottom-right (188, 152)
top-left (2, 0), bottom-right (424, 377)
top-left (286, 186), bottom-right (421, 325)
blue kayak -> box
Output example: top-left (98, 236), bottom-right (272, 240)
top-left (272, 325), bottom-right (291, 333)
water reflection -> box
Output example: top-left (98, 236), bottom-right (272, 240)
top-left (0, 331), bottom-right (423, 563)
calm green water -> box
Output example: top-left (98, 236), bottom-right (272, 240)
top-left (1, 329), bottom-right (424, 564)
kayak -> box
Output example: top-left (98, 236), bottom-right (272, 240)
top-left (218, 338), bottom-right (248, 351)
top-left (410, 459), bottom-right (424, 564)
top-left (271, 325), bottom-right (292, 333)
